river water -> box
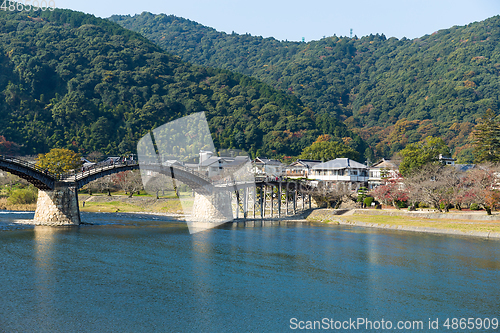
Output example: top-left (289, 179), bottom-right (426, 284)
top-left (0, 211), bottom-right (499, 332)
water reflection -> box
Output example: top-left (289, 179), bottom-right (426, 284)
top-left (0, 216), bottom-right (499, 332)
top-left (190, 231), bottom-right (216, 328)
top-left (34, 226), bottom-right (57, 325)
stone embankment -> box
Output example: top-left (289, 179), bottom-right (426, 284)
top-left (306, 209), bottom-right (500, 239)
top-left (353, 209), bottom-right (500, 221)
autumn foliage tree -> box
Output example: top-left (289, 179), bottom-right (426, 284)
top-left (370, 178), bottom-right (408, 209)
top-left (36, 148), bottom-right (82, 175)
top-left (0, 136), bottom-right (20, 154)
top-left (461, 165), bottom-right (500, 215)
top-left (112, 170), bottom-right (143, 197)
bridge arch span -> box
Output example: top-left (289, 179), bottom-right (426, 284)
top-left (0, 156), bottom-right (55, 190)
top-left (69, 163), bottom-right (140, 189)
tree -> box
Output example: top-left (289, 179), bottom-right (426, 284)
top-left (403, 164), bottom-right (460, 212)
top-left (370, 178), bottom-right (407, 209)
top-left (0, 172), bottom-right (25, 188)
top-left (299, 140), bottom-right (359, 161)
top-left (88, 175), bottom-right (114, 195)
top-left (36, 148), bottom-right (82, 175)
top-left (112, 170), bottom-right (143, 197)
top-left (0, 136), bottom-right (20, 154)
top-left (86, 151), bottom-right (104, 163)
top-left (305, 181), bottom-right (354, 209)
top-left (461, 165), bottom-right (500, 215)
top-left (143, 173), bottom-right (175, 199)
top-left (399, 136), bottom-right (450, 176)
top-left (471, 109), bottom-right (500, 163)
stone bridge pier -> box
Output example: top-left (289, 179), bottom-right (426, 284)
top-left (188, 190), bottom-right (233, 233)
top-left (34, 182), bottom-right (80, 226)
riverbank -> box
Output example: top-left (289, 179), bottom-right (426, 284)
top-left (4, 194), bottom-right (500, 240)
top-left (306, 209), bottom-right (500, 239)
top-left (78, 194), bottom-right (192, 214)
top-left (0, 198), bottom-right (36, 211)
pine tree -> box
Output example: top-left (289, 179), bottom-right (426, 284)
top-left (472, 109), bottom-right (500, 163)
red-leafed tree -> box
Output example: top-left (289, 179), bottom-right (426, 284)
top-left (0, 136), bottom-right (20, 154)
top-left (112, 170), bottom-right (143, 197)
top-left (461, 165), bottom-right (500, 215)
top-left (370, 178), bottom-right (408, 209)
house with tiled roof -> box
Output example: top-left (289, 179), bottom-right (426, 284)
top-left (252, 157), bottom-right (284, 177)
top-left (310, 158), bottom-right (368, 189)
top-left (284, 159), bottom-right (322, 179)
top-left (368, 159), bottom-right (400, 189)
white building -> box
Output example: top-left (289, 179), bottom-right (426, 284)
top-left (311, 158), bottom-right (368, 189)
top-left (284, 159), bottom-right (321, 179)
top-left (368, 159), bottom-right (400, 189)
top-left (438, 154), bottom-right (456, 165)
top-left (252, 157), bottom-right (283, 177)
top-left (196, 151), bottom-right (251, 178)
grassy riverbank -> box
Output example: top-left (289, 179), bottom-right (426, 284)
top-left (306, 209), bottom-right (500, 237)
top-left (4, 194), bottom-right (500, 238)
top-left (343, 214), bottom-right (500, 233)
top-left (0, 198), bottom-right (36, 211)
top-left (78, 193), bottom-right (193, 214)
top-left (0, 193), bottom-right (193, 215)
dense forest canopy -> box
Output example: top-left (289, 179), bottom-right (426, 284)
top-left (110, 12), bottom-right (500, 161)
top-left (0, 8), bottom-right (366, 159)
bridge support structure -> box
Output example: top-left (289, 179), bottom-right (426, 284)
top-left (34, 182), bottom-right (80, 226)
top-left (191, 191), bottom-right (233, 221)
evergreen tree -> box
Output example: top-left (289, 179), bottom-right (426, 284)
top-left (472, 109), bottom-right (500, 163)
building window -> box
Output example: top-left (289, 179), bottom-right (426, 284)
top-left (351, 170), bottom-right (358, 175)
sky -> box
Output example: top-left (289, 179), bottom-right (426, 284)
top-left (57, 0), bottom-right (500, 42)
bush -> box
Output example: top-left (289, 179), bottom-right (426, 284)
top-left (396, 200), bottom-right (407, 208)
top-left (418, 202), bottom-right (429, 209)
top-left (363, 196), bottom-right (374, 207)
top-left (440, 203), bottom-right (453, 211)
top-left (7, 188), bottom-right (37, 205)
top-left (470, 203), bottom-right (480, 211)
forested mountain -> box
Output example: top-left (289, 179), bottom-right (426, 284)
top-left (0, 9), bottom-right (365, 158)
top-left (110, 12), bottom-right (500, 160)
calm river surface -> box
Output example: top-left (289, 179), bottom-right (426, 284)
top-left (0, 211), bottom-right (499, 332)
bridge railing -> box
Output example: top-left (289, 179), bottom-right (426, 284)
top-left (139, 161), bottom-right (213, 184)
top-left (2, 154), bottom-right (274, 188)
top-left (59, 159), bottom-right (139, 181)
top-left (0, 154), bottom-right (59, 178)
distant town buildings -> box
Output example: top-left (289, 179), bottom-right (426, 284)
top-left (284, 159), bottom-right (321, 179)
top-left (252, 157), bottom-right (283, 177)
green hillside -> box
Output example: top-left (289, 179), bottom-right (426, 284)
top-left (0, 9), bottom-right (364, 158)
top-left (110, 12), bottom-right (500, 160)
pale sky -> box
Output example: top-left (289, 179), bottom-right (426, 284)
top-left (57, 0), bottom-right (500, 41)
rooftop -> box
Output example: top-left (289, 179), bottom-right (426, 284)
top-left (312, 158), bottom-right (367, 170)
